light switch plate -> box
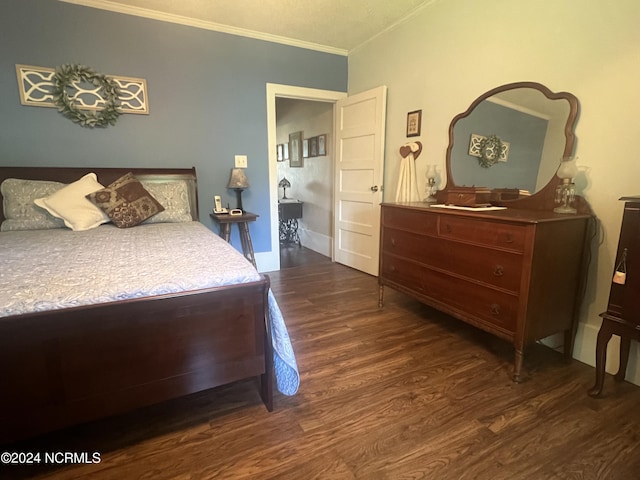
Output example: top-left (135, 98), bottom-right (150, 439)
top-left (234, 155), bottom-right (248, 168)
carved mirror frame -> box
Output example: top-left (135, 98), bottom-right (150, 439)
top-left (438, 81), bottom-right (583, 212)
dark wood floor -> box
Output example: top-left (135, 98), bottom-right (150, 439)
top-left (5, 252), bottom-right (640, 479)
top-left (280, 245), bottom-right (330, 269)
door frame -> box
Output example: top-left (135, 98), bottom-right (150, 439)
top-left (261, 83), bottom-right (347, 272)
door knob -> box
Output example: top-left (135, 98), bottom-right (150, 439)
top-left (371, 185), bottom-right (379, 192)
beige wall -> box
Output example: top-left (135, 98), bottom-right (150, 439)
top-left (276, 98), bottom-right (333, 256)
top-left (348, 0), bottom-right (640, 384)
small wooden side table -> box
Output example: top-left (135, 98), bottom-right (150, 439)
top-left (210, 211), bottom-right (259, 268)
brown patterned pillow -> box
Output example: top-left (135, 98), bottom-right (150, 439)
top-left (87, 172), bottom-right (165, 228)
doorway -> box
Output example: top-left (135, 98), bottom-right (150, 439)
top-left (275, 97), bottom-right (333, 268)
top-left (263, 84), bottom-right (347, 272)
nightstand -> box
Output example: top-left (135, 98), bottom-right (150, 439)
top-left (210, 211), bottom-right (259, 268)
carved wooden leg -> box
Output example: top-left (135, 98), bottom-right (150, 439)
top-left (588, 319), bottom-right (613, 397)
top-left (378, 285), bottom-right (384, 308)
top-left (512, 349), bottom-right (524, 383)
top-left (238, 222), bottom-right (257, 268)
top-left (615, 337), bottom-right (631, 382)
top-left (220, 223), bottom-right (231, 243)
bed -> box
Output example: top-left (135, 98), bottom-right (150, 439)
top-left (0, 166), bottom-right (299, 445)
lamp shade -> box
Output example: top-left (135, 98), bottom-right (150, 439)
top-left (227, 168), bottom-right (249, 189)
top-left (278, 177), bottom-right (291, 189)
top-left (556, 158), bottom-right (578, 180)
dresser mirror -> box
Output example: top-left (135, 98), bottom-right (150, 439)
top-left (439, 81), bottom-right (580, 209)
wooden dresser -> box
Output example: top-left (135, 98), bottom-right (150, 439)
top-left (379, 202), bottom-right (592, 381)
top-left (589, 196), bottom-right (640, 396)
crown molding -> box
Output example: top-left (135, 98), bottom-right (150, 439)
top-left (59, 0), bottom-right (348, 56)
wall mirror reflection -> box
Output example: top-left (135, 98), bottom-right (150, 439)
top-left (440, 82), bottom-right (579, 206)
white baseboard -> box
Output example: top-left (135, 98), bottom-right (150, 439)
top-left (298, 228), bottom-right (331, 257)
top-left (255, 250), bottom-right (279, 273)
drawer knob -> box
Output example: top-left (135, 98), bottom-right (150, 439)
top-left (490, 304), bottom-right (501, 316)
top-left (443, 223), bottom-right (452, 233)
top-left (505, 233), bottom-right (514, 244)
top-left (493, 265), bottom-right (504, 277)
top-left (391, 238), bottom-right (396, 246)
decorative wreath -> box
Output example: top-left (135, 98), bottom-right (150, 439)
top-left (51, 64), bottom-right (121, 128)
top-left (477, 134), bottom-right (504, 168)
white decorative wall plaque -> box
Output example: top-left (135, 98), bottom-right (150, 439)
top-left (468, 133), bottom-right (510, 162)
top-left (15, 64), bottom-right (149, 114)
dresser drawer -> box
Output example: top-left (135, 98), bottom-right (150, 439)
top-left (382, 228), bottom-right (524, 293)
top-left (381, 254), bottom-right (430, 296)
top-left (438, 216), bottom-right (526, 252)
top-left (380, 254), bottom-right (518, 333)
top-left (382, 207), bottom-right (437, 235)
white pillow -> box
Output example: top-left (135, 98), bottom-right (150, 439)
top-left (34, 173), bottom-right (110, 231)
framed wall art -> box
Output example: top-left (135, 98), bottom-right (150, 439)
top-left (289, 131), bottom-right (304, 167)
top-left (406, 110), bottom-right (422, 137)
top-left (309, 136), bottom-right (318, 157)
top-left (318, 134), bottom-right (326, 156)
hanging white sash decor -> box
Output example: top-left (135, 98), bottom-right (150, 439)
top-left (395, 141), bottom-right (423, 202)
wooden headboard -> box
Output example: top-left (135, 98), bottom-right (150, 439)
top-left (0, 166), bottom-right (199, 224)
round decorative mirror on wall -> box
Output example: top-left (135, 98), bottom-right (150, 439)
top-left (438, 82), bottom-right (583, 211)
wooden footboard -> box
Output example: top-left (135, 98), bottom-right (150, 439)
top-left (0, 274), bottom-right (273, 445)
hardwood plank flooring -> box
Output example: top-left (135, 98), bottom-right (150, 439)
top-left (4, 254), bottom-right (640, 480)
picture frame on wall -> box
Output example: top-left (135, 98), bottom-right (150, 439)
top-left (277, 144), bottom-right (283, 161)
top-left (289, 131), bottom-right (304, 167)
top-left (309, 136), bottom-right (318, 157)
top-left (318, 134), bottom-right (326, 156)
top-left (303, 138), bottom-right (309, 158)
top-left (406, 110), bottom-right (422, 137)
top-left (283, 142), bottom-right (289, 160)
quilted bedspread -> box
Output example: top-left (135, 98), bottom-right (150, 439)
top-left (0, 222), bottom-right (299, 395)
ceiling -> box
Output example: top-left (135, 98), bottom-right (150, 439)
top-left (61, 0), bottom-right (436, 54)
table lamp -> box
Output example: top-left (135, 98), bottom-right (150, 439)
top-left (553, 158), bottom-right (578, 214)
top-left (227, 168), bottom-right (249, 211)
top-left (424, 164), bottom-right (438, 203)
top-left (279, 177), bottom-right (291, 199)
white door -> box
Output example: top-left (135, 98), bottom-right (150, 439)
top-left (333, 86), bottom-right (387, 276)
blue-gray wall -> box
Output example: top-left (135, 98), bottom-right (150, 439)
top-left (451, 101), bottom-right (547, 193)
top-left (0, 0), bottom-right (347, 252)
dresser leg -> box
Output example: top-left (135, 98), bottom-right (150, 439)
top-left (615, 337), bottom-right (631, 382)
top-left (588, 320), bottom-right (613, 397)
top-left (378, 285), bottom-right (384, 308)
top-left (512, 350), bottom-right (524, 383)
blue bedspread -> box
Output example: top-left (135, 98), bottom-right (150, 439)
top-left (268, 291), bottom-right (299, 395)
top-left (0, 222), bottom-right (299, 396)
